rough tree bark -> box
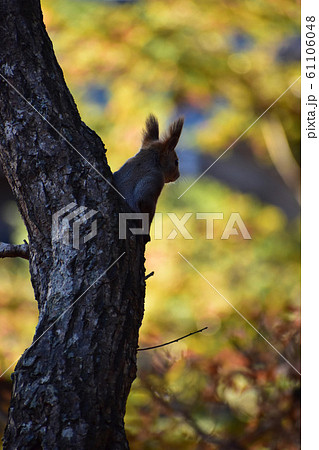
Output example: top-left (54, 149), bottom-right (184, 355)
top-left (0, 1), bottom-right (145, 448)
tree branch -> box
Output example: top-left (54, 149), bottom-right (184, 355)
top-left (141, 378), bottom-right (234, 448)
top-left (137, 327), bottom-right (208, 351)
top-left (145, 271), bottom-right (154, 280)
top-left (0, 242), bottom-right (29, 260)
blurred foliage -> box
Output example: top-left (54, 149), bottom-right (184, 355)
top-left (42, 0), bottom-right (300, 169)
top-left (0, 204), bottom-right (36, 374)
top-left (131, 181), bottom-right (300, 448)
top-left (0, 0), bottom-right (300, 448)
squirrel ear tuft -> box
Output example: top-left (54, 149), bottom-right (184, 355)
top-left (142, 114), bottom-right (159, 147)
top-left (162, 117), bottom-right (184, 150)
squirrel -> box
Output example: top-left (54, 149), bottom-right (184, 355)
top-left (113, 114), bottom-right (184, 229)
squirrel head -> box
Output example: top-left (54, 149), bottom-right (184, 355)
top-left (141, 114), bottom-right (184, 183)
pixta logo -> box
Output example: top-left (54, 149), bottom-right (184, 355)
top-left (119, 212), bottom-right (251, 240)
top-left (52, 202), bottom-right (98, 249)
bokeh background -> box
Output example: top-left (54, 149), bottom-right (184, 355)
top-left (0, 0), bottom-right (300, 448)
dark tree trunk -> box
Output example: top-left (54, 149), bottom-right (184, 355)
top-left (0, 1), bottom-right (145, 448)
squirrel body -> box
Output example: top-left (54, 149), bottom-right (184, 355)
top-left (113, 115), bottom-right (184, 224)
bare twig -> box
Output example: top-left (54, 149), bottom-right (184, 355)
top-left (137, 327), bottom-right (208, 351)
top-left (145, 271), bottom-right (154, 280)
top-left (0, 242), bottom-right (29, 260)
